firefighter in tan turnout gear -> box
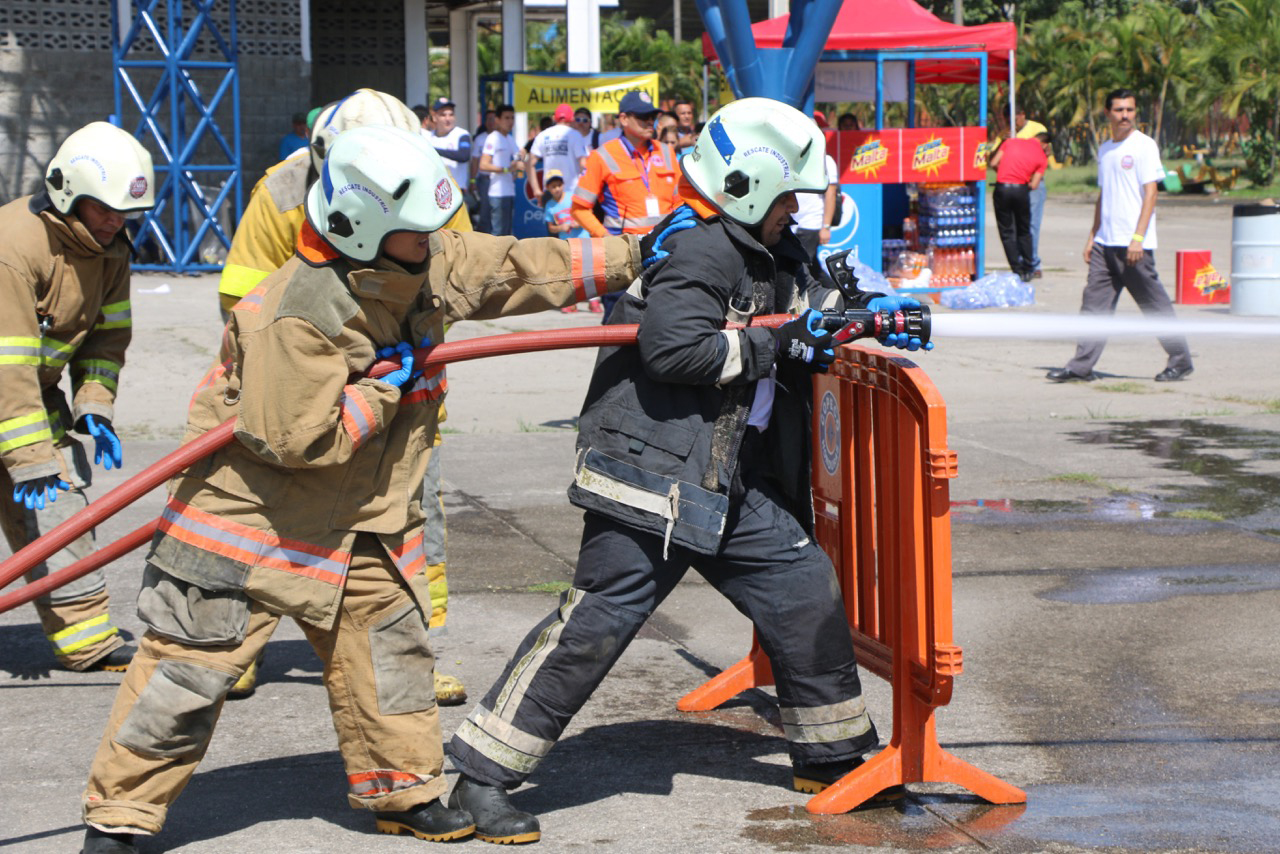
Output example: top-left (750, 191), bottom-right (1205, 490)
top-left (0, 121), bottom-right (155, 673)
top-left (216, 88), bottom-right (472, 702)
top-left (80, 126), bottom-right (641, 854)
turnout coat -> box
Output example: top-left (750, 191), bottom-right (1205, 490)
top-left (149, 225), bottom-right (640, 634)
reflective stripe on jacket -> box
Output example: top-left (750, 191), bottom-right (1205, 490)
top-left (0, 195), bottom-right (131, 482)
top-left (154, 224), bottom-right (643, 628)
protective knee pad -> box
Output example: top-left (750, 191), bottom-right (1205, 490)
top-left (369, 602), bottom-right (437, 715)
top-left (115, 659), bottom-right (237, 758)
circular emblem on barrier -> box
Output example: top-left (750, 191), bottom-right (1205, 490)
top-left (435, 178), bottom-right (453, 209)
top-left (129, 176), bottom-right (148, 199)
top-left (819, 390), bottom-right (840, 475)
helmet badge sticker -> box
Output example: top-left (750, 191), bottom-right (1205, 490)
top-left (435, 178), bottom-right (453, 210)
top-left (129, 176), bottom-right (148, 199)
top-left (708, 117), bottom-right (735, 166)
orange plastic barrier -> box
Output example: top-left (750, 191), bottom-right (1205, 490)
top-left (677, 343), bottom-right (1026, 813)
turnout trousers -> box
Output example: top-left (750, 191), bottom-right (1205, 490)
top-left (0, 438), bottom-right (124, 670)
top-left (82, 534), bottom-right (446, 836)
top-left (1065, 246), bottom-right (1193, 377)
top-left (450, 469), bottom-right (879, 789)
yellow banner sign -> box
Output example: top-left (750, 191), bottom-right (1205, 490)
top-left (511, 73), bottom-right (659, 113)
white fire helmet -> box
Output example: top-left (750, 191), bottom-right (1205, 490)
top-left (305, 125), bottom-right (462, 263)
top-left (309, 88), bottom-right (420, 173)
top-left (681, 97), bottom-right (827, 227)
top-left (44, 121), bottom-right (155, 217)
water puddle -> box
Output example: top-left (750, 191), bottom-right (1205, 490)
top-left (1040, 563), bottom-right (1280, 604)
top-left (953, 420), bottom-right (1280, 536)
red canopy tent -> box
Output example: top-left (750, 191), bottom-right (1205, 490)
top-left (700, 0), bottom-right (1017, 85)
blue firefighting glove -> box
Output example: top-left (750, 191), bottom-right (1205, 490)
top-left (84, 414), bottom-right (123, 470)
top-left (641, 205), bottom-right (697, 267)
top-left (774, 308), bottom-right (835, 373)
top-left (12, 474), bottom-right (71, 511)
top-left (376, 341), bottom-right (417, 389)
top-left (865, 294), bottom-right (934, 352)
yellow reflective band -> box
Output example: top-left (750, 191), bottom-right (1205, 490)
top-left (47, 614), bottom-right (119, 654)
top-left (40, 337), bottom-right (76, 368)
top-left (0, 335), bottom-right (43, 366)
top-left (0, 411), bottom-right (53, 452)
top-left (75, 359), bottom-right (121, 391)
top-left (95, 300), bottom-right (133, 330)
top-left (219, 264), bottom-right (270, 299)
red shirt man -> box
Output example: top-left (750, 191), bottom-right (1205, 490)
top-left (993, 137), bottom-right (1048, 185)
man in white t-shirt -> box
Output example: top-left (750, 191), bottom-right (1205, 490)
top-left (791, 153), bottom-right (839, 261)
top-left (526, 103), bottom-right (588, 202)
top-left (478, 104), bottom-right (523, 236)
top-left (1048, 88), bottom-right (1192, 383)
top-left (427, 96), bottom-right (471, 198)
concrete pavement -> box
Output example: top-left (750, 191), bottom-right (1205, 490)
top-left (2, 195), bottom-right (1279, 853)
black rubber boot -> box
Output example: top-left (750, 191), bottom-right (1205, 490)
top-left (88, 643), bottom-right (136, 673)
top-left (448, 774), bottom-right (540, 845)
top-left (374, 798), bottom-right (475, 842)
top-left (792, 756), bottom-right (906, 802)
top-left (81, 825), bottom-right (137, 853)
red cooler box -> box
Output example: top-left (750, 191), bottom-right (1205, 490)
top-left (1176, 250), bottom-right (1230, 304)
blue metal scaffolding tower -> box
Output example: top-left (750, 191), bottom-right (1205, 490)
top-left (111, 0), bottom-right (243, 273)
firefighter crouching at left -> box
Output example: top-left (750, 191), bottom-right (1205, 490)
top-left (80, 126), bottom-right (642, 854)
top-left (0, 121), bottom-right (155, 673)
top-left (216, 88), bottom-right (473, 703)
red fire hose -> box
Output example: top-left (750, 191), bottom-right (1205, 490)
top-left (0, 318), bottom-right (793, 614)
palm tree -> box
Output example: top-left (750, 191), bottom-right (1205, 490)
top-left (1208, 0), bottom-right (1280, 174)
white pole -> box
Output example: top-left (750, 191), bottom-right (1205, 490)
top-left (404, 0), bottom-right (429, 107)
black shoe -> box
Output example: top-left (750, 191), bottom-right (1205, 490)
top-left (88, 644), bottom-right (136, 673)
top-left (1046, 368), bottom-right (1096, 383)
top-left (374, 798), bottom-right (474, 842)
top-left (1155, 366), bottom-right (1193, 382)
top-left (793, 757), bottom-right (906, 802)
top-left (448, 774), bottom-right (541, 845)
top-left (81, 825), bottom-right (137, 853)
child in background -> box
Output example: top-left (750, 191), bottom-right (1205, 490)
top-left (543, 170), bottom-right (596, 313)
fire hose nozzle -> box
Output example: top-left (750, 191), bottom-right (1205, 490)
top-left (822, 304), bottom-right (932, 347)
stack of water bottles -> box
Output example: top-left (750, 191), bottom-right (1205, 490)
top-left (940, 271), bottom-right (1035, 309)
top-left (918, 183), bottom-right (977, 289)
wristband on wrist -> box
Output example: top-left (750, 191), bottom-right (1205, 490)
top-left (1131, 233), bottom-right (1145, 243)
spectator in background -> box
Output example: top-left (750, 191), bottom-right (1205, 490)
top-left (814, 110), bottom-right (829, 130)
top-left (658, 125), bottom-right (680, 147)
top-left (542, 169), bottom-right (591, 313)
top-left (470, 109), bottom-right (496, 233)
top-left (525, 116), bottom-right (553, 154)
top-left (673, 99), bottom-right (696, 149)
top-left (478, 104), bottom-right (524, 236)
top-left (1047, 88), bottom-right (1193, 384)
top-left (278, 111), bottom-right (309, 160)
top-left (837, 112), bottom-right (860, 132)
top-left (574, 107), bottom-right (601, 152)
top-left (988, 131), bottom-right (1048, 281)
top-left (411, 104), bottom-right (434, 136)
top-left (426, 97), bottom-right (472, 216)
top-left (1014, 106), bottom-right (1050, 278)
top-left (792, 150), bottom-right (839, 262)
top-left (572, 90), bottom-right (681, 319)
top-left (598, 112), bottom-right (622, 146)
top-left (527, 103), bottom-right (589, 202)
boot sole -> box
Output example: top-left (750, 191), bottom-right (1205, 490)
top-left (475, 830), bottom-right (541, 845)
top-left (97, 662), bottom-right (131, 673)
top-left (792, 776), bottom-right (907, 802)
top-left (375, 819), bottom-right (475, 842)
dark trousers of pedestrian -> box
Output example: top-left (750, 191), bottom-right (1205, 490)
top-left (449, 453), bottom-right (879, 790)
top-left (992, 183), bottom-right (1034, 278)
top-left (1065, 245), bottom-right (1194, 376)
top-left (489, 195), bottom-right (515, 236)
top-left (473, 174), bottom-right (492, 234)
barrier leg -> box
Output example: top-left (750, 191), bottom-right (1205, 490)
top-left (676, 635), bottom-right (774, 712)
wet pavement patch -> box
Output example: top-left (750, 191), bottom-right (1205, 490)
top-left (1067, 419), bottom-right (1280, 535)
top-left (1039, 563), bottom-right (1280, 605)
